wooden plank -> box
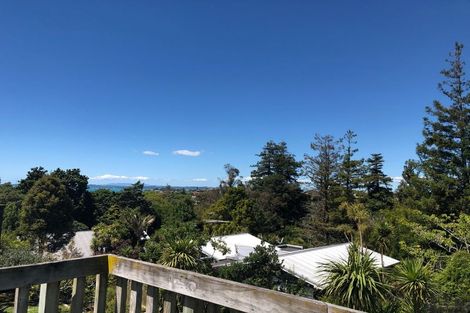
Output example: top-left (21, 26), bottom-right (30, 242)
top-left (145, 285), bottom-right (159, 313)
top-left (38, 282), bottom-right (59, 313)
top-left (162, 291), bottom-right (176, 313)
top-left (93, 274), bottom-right (108, 313)
top-left (0, 255), bottom-right (108, 291)
top-left (129, 280), bottom-right (143, 313)
top-left (115, 276), bottom-right (128, 313)
top-left (108, 255), bottom-right (332, 313)
top-left (13, 285), bottom-right (30, 313)
top-left (70, 277), bottom-right (86, 313)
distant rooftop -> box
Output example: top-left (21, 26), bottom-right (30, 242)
top-left (279, 243), bottom-right (400, 289)
top-left (201, 233), bottom-right (267, 262)
top-left (202, 233), bottom-right (400, 290)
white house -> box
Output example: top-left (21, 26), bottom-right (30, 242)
top-left (202, 233), bottom-right (399, 289)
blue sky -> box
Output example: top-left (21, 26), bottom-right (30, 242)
top-left (1, 1), bottom-right (470, 187)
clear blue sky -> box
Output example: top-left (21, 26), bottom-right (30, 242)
top-left (1, 1), bottom-right (470, 186)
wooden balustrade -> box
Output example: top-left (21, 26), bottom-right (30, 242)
top-left (0, 254), bottom-right (363, 313)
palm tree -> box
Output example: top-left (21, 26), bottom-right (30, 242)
top-left (321, 243), bottom-right (388, 312)
top-left (393, 259), bottom-right (435, 313)
top-left (123, 209), bottom-right (155, 246)
top-left (159, 238), bottom-right (201, 271)
top-left (342, 202), bottom-right (370, 249)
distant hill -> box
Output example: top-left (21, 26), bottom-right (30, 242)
top-left (88, 184), bottom-right (212, 192)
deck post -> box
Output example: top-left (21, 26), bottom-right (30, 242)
top-left (182, 296), bottom-right (204, 313)
top-left (70, 277), bottom-right (86, 313)
top-left (206, 303), bottom-right (219, 313)
top-left (13, 285), bottom-right (30, 313)
top-left (38, 282), bottom-right (60, 313)
top-left (162, 291), bottom-right (177, 313)
top-left (145, 285), bottom-right (159, 313)
top-left (93, 274), bottom-right (108, 313)
top-left (115, 276), bottom-right (128, 313)
top-left (129, 280), bottom-right (143, 313)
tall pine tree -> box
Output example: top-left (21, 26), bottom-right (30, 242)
top-left (416, 42), bottom-right (470, 215)
top-left (363, 153), bottom-right (392, 211)
top-left (304, 134), bottom-right (342, 223)
top-left (250, 141), bottom-right (306, 231)
top-left (337, 130), bottom-right (365, 204)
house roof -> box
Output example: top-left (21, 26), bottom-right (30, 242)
top-left (279, 243), bottom-right (400, 289)
top-left (201, 233), bottom-right (267, 261)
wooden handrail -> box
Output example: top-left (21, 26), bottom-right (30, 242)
top-left (108, 255), bottom-right (362, 313)
top-left (0, 255), bottom-right (108, 291)
top-left (0, 254), bottom-right (363, 313)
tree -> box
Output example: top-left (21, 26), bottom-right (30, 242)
top-left (364, 153), bottom-right (393, 211)
top-left (250, 141), bottom-right (307, 229)
top-left (0, 182), bottom-right (23, 233)
top-left (393, 259), bottom-right (435, 313)
top-left (0, 233), bottom-right (44, 267)
top-left (51, 168), bottom-right (95, 227)
top-left (304, 134), bottom-right (342, 223)
top-left (203, 186), bottom-right (262, 235)
top-left (342, 202), bottom-right (370, 249)
top-left (416, 42), bottom-right (470, 215)
top-left (159, 238), bottom-right (203, 271)
top-left (219, 164), bottom-right (241, 190)
top-left (91, 189), bottom-right (117, 222)
top-left (396, 160), bottom-right (434, 212)
top-left (321, 243), bottom-right (388, 312)
top-left (369, 220), bottom-right (392, 268)
top-left (218, 244), bottom-right (284, 289)
top-left (117, 181), bottom-right (152, 214)
top-left (122, 209), bottom-right (155, 247)
top-left (436, 250), bottom-right (470, 307)
top-left (337, 130), bottom-right (365, 204)
top-left (17, 166), bottom-right (48, 193)
top-left (19, 175), bottom-right (74, 251)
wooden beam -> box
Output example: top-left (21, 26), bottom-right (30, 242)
top-left (13, 285), bottom-right (30, 313)
top-left (115, 276), bottom-right (128, 313)
top-left (70, 277), bottom-right (86, 313)
top-left (130, 280), bottom-right (143, 313)
top-left (0, 255), bottom-right (108, 291)
top-left (93, 274), bottom-right (108, 313)
top-left (38, 282), bottom-right (59, 313)
top-left (108, 255), bottom-right (335, 313)
top-left (145, 285), bottom-right (159, 313)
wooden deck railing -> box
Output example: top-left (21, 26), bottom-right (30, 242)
top-left (0, 254), bottom-right (363, 313)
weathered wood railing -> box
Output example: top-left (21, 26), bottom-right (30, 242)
top-left (0, 254), bottom-right (363, 313)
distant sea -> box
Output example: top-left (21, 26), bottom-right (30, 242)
top-left (87, 184), bottom-right (211, 192)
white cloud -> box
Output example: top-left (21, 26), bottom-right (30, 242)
top-left (297, 178), bottom-right (310, 184)
top-left (91, 174), bottom-right (150, 181)
top-left (241, 176), bottom-right (252, 182)
top-left (192, 178), bottom-right (208, 182)
top-left (143, 150), bottom-right (159, 156)
top-left (173, 149), bottom-right (201, 157)
top-left (392, 176), bottom-right (404, 183)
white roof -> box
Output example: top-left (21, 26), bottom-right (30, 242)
top-left (279, 243), bottom-right (399, 289)
top-left (201, 233), bottom-right (267, 261)
top-left (54, 230), bottom-right (94, 259)
top-left (73, 230), bottom-right (94, 257)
